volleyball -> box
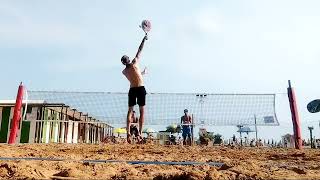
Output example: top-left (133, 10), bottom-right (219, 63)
top-left (140, 20), bottom-right (151, 34)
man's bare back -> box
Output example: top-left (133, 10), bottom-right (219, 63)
top-left (122, 60), bottom-right (144, 88)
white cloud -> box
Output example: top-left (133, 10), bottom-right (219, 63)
top-left (173, 6), bottom-right (223, 40)
top-left (0, 3), bottom-right (29, 25)
top-left (0, 3), bottom-right (82, 46)
top-left (195, 7), bottom-right (223, 34)
top-left (0, 24), bottom-right (83, 46)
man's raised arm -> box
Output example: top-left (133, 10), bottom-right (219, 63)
top-left (132, 35), bottom-right (148, 64)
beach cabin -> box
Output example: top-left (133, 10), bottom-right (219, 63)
top-left (0, 100), bottom-right (113, 144)
top-left (157, 131), bottom-right (171, 145)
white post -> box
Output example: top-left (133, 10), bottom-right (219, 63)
top-left (66, 121), bottom-right (73, 143)
top-left (73, 122), bottom-right (78, 143)
top-left (28, 107), bottom-right (38, 143)
top-left (254, 115), bottom-right (258, 145)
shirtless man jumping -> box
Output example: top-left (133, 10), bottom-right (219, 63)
top-left (121, 35), bottom-right (148, 143)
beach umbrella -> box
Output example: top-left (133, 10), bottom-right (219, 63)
top-left (171, 124), bottom-right (177, 129)
top-left (307, 99), bottom-right (320, 113)
top-left (237, 126), bottom-right (255, 133)
top-left (143, 128), bottom-right (156, 133)
top-left (237, 126), bottom-right (255, 136)
top-left (113, 128), bottom-right (127, 134)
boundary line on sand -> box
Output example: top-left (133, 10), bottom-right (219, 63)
top-left (0, 157), bottom-right (224, 167)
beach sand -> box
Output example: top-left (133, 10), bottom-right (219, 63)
top-left (0, 143), bottom-right (319, 179)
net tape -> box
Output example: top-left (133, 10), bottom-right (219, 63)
top-left (28, 91), bottom-right (279, 126)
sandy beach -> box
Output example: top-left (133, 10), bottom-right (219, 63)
top-left (0, 143), bottom-right (319, 179)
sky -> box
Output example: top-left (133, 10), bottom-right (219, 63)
top-left (1, 0), bottom-right (320, 141)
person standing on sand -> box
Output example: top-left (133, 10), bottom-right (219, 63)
top-left (181, 109), bottom-right (192, 145)
top-left (121, 35), bottom-right (148, 144)
top-left (130, 111), bottom-right (139, 138)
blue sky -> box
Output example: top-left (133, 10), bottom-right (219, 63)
top-left (1, 0), bottom-right (320, 141)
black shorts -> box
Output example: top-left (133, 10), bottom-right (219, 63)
top-left (128, 86), bottom-right (147, 107)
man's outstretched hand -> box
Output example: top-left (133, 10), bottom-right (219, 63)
top-left (142, 67), bottom-right (147, 75)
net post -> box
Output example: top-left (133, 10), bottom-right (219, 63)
top-left (287, 80), bottom-right (303, 150)
top-left (8, 82), bottom-right (24, 144)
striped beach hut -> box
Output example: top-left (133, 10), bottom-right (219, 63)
top-left (0, 100), bottom-right (113, 144)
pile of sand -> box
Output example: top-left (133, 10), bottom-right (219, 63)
top-left (0, 144), bottom-right (319, 179)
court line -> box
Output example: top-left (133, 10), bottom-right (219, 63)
top-left (0, 157), bottom-right (224, 167)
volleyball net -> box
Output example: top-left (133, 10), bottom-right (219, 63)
top-left (27, 91), bottom-right (279, 126)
